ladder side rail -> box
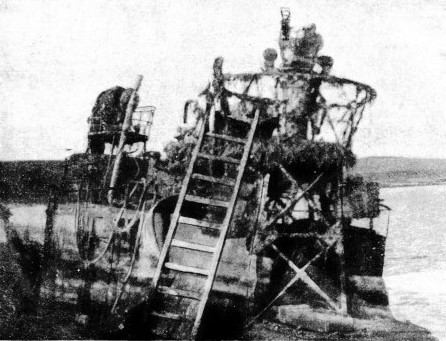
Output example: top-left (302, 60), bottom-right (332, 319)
top-left (191, 107), bottom-right (260, 338)
top-left (151, 114), bottom-right (208, 289)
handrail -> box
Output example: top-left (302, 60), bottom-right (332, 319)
top-left (223, 72), bottom-right (377, 102)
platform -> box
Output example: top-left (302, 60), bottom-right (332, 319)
top-left (88, 130), bottom-right (148, 145)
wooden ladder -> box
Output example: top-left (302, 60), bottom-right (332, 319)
top-left (148, 107), bottom-right (260, 339)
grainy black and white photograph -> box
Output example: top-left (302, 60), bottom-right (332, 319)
top-left (0, 0), bottom-right (445, 340)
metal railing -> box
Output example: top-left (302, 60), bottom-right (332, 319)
top-left (132, 105), bottom-right (156, 138)
top-left (88, 105), bottom-right (156, 139)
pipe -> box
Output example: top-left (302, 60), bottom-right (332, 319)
top-left (107, 75), bottom-right (143, 205)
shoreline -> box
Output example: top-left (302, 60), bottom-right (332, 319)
top-left (380, 181), bottom-right (446, 189)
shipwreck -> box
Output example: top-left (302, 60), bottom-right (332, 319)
top-left (0, 8), bottom-right (437, 341)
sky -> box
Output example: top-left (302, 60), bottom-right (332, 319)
top-left (0, 0), bottom-right (445, 160)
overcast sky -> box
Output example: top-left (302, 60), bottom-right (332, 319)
top-left (1, 0), bottom-right (445, 160)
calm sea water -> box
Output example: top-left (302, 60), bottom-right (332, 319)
top-left (377, 185), bottom-right (446, 341)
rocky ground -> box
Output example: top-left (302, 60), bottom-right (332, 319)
top-left (245, 319), bottom-right (438, 341)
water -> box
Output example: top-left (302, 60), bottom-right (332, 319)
top-left (379, 185), bottom-right (446, 341)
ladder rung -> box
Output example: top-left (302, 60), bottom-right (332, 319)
top-left (178, 216), bottom-right (222, 230)
top-left (150, 311), bottom-right (192, 321)
top-left (206, 132), bottom-right (246, 144)
top-left (158, 286), bottom-right (202, 300)
top-left (197, 153), bottom-right (240, 164)
top-left (192, 173), bottom-right (235, 186)
top-left (164, 262), bottom-right (209, 276)
top-left (172, 239), bottom-right (215, 253)
top-left (185, 195), bottom-right (229, 208)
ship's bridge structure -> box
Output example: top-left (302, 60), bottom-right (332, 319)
top-left (223, 71), bottom-right (376, 147)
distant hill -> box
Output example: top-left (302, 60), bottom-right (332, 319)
top-left (352, 156), bottom-right (446, 187)
top-left (1, 156), bottom-right (445, 204)
top-left (0, 160), bottom-right (65, 204)
top-left (0, 156), bottom-right (179, 204)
